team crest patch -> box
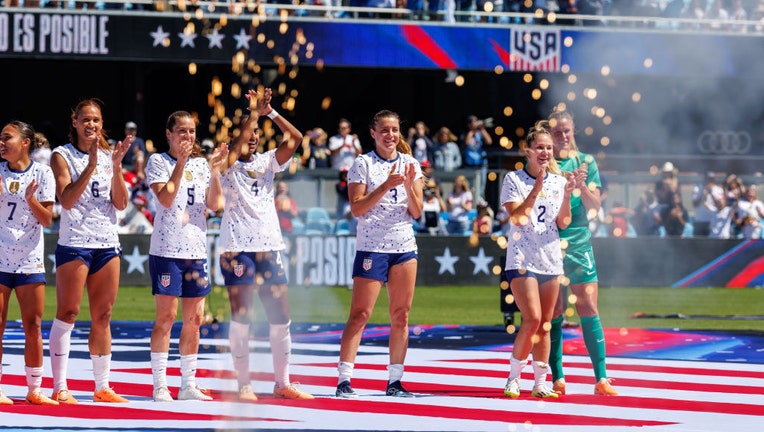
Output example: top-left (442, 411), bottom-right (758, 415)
top-left (161, 273), bottom-right (171, 287)
top-left (184, 170), bottom-right (193, 181)
top-left (363, 257), bottom-right (373, 271)
top-left (234, 264), bottom-right (244, 277)
top-left (246, 170), bottom-right (259, 178)
top-left (8, 181), bottom-right (20, 194)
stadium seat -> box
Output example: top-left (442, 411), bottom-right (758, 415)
top-left (304, 207), bottom-right (334, 235)
top-left (335, 219), bottom-right (351, 235)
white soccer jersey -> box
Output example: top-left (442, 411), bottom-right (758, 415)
top-left (501, 169), bottom-right (567, 275)
top-left (348, 151), bottom-right (422, 253)
top-left (52, 143), bottom-right (120, 248)
top-left (147, 153), bottom-right (212, 259)
top-left (218, 149), bottom-right (288, 253)
top-left (0, 161), bottom-right (56, 274)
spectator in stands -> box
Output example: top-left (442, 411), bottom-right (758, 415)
top-left (734, 185), bottom-right (764, 239)
top-left (30, 132), bottom-right (52, 165)
top-left (633, 188), bottom-right (663, 236)
top-left (680, 0), bottom-right (706, 30)
top-left (329, 118), bottom-right (362, 171)
top-left (431, 126), bottom-right (462, 171)
top-left (724, 173), bottom-right (746, 237)
top-left (692, 171), bottom-right (730, 238)
top-left (218, 88), bottom-right (313, 401)
top-left (731, 0), bottom-right (749, 32)
top-left (335, 109), bottom-right (424, 399)
top-left (606, 201), bottom-right (635, 237)
top-left (301, 127), bottom-right (331, 169)
top-left (407, 121), bottom-right (435, 166)
top-left (706, 0), bottom-right (730, 31)
top-left (445, 174), bottom-right (474, 235)
top-left (661, 191), bottom-right (690, 237)
top-left (418, 177), bottom-right (447, 235)
top-left (460, 115), bottom-right (492, 169)
top-left (275, 180), bottom-right (299, 233)
top-left (655, 161), bottom-right (681, 206)
top-left (122, 121), bottom-right (147, 170)
top-left (336, 167), bottom-right (358, 233)
top-left (472, 200), bottom-right (494, 236)
top-left (578, 0), bottom-right (607, 26)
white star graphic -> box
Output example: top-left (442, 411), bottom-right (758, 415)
top-left (233, 27), bottom-right (252, 50)
top-left (469, 247), bottom-right (494, 275)
top-left (205, 28), bottom-right (226, 49)
top-left (178, 30), bottom-right (197, 48)
top-left (47, 253), bottom-right (56, 274)
top-left (150, 25), bottom-right (170, 47)
top-left (434, 247), bottom-right (459, 275)
top-left (123, 245), bottom-right (149, 274)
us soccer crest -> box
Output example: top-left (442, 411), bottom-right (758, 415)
top-left (184, 170), bottom-right (193, 181)
top-left (8, 181), bottom-right (20, 194)
top-left (234, 264), bottom-right (244, 277)
top-left (161, 273), bottom-right (171, 287)
top-left (363, 257), bottom-right (373, 271)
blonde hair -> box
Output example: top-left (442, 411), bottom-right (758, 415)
top-left (522, 120), bottom-right (562, 176)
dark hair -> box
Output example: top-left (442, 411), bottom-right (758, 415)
top-left (5, 120), bottom-right (40, 155)
top-left (166, 110), bottom-right (203, 158)
top-left (369, 109), bottom-right (411, 155)
top-left (69, 98), bottom-right (110, 150)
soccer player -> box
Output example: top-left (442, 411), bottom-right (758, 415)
top-left (218, 88), bottom-right (313, 401)
top-left (335, 109), bottom-right (424, 399)
top-left (547, 107), bottom-right (618, 396)
top-left (0, 121), bottom-right (58, 405)
top-left (501, 121), bottom-right (574, 399)
top-left (147, 111), bottom-right (228, 402)
top-left (49, 99), bottom-right (132, 404)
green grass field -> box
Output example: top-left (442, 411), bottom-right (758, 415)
top-left (7, 285), bottom-right (764, 333)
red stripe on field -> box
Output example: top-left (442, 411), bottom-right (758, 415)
top-left (0, 402), bottom-right (289, 422)
top-left (300, 361), bottom-right (764, 395)
top-left (440, 358), bottom-right (764, 379)
top-left (253, 394), bottom-right (674, 427)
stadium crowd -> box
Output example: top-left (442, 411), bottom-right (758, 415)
top-left (23, 114), bottom-right (763, 240)
top-left (3, 0), bottom-right (764, 32)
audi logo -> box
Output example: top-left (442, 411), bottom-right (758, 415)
top-left (697, 130), bottom-right (752, 155)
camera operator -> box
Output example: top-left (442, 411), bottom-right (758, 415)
top-left (460, 115), bottom-right (493, 169)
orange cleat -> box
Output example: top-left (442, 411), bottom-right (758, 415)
top-left (93, 387), bottom-right (129, 403)
top-left (274, 383), bottom-right (314, 400)
top-left (594, 378), bottom-right (619, 396)
top-left (26, 390), bottom-right (60, 406)
top-left (553, 378), bottom-right (567, 395)
top-left (51, 389), bottom-right (78, 404)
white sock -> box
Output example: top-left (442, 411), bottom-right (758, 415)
top-left (180, 354), bottom-right (198, 390)
top-left (92, 354), bottom-right (111, 392)
top-left (508, 354), bottom-right (527, 381)
top-left (229, 321), bottom-right (251, 388)
top-left (387, 364), bottom-right (404, 384)
top-left (337, 361), bottom-right (354, 386)
top-left (270, 322), bottom-right (291, 389)
top-left (26, 365), bottom-right (44, 392)
top-left (49, 318), bottom-right (74, 391)
top-left (150, 352), bottom-right (169, 389)
top-left (532, 361), bottom-right (549, 388)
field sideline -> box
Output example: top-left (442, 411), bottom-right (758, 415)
top-left (9, 285), bottom-right (764, 333)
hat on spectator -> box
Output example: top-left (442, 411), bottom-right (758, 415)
top-left (661, 162), bottom-right (675, 173)
top-left (421, 160), bottom-right (431, 168)
top-left (125, 121), bottom-right (137, 130)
